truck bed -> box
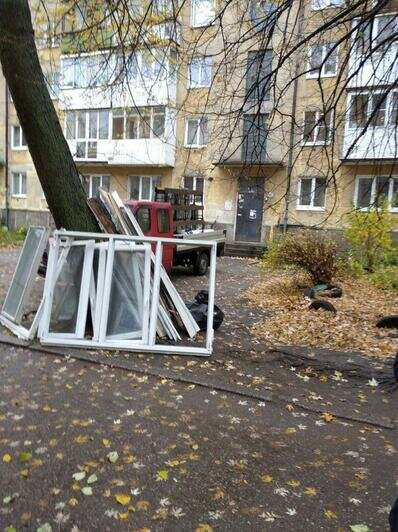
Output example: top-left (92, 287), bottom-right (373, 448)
top-left (175, 229), bottom-right (226, 252)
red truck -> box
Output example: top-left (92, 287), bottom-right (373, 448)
top-left (124, 187), bottom-right (226, 275)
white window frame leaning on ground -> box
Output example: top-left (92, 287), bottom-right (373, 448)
top-left (188, 56), bottom-right (213, 88)
top-left (296, 177), bottom-right (327, 210)
top-left (302, 110), bottom-right (333, 145)
top-left (39, 230), bottom-right (217, 356)
top-left (185, 117), bottom-right (209, 147)
top-left (312, 0), bottom-right (342, 10)
top-left (354, 175), bottom-right (398, 212)
top-left (11, 172), bottom-right (27, 197)
top-left (191, 0), bottom-right (215, 27)
top-left (11, 125), bottom-right (27, 150)
top-left (306, 43), bottom-right (338, 78)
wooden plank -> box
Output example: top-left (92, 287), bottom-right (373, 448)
top-left (87, 198), bottom-right (118, 234)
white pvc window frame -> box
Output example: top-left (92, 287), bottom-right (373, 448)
top-left (39, 231), bottom-right (217, 356)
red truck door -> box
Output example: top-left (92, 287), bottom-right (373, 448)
top-left (124, 201), bottom-right (175, 273)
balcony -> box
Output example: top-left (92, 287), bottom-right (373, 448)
top-left (342, 89), bottom-right (398, 161)
top-left (67, 138), bottom-right (176, 167)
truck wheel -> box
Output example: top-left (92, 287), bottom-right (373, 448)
top-left (194, 252), bottom-right (209, 276)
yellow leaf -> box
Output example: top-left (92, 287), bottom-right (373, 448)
top-left (72, 482), bottom-right (80, 491)
top-left (285, 427), bottom-right (296, 434)
top-left (321, 412), bottom-right (334, 423)
top-left (286, 404), bottom-right (294, 412)
top-left (49, 439), bottom-right (57, 447)
top-left (156, 470), bottom-right (169, 481)
top-left (102, 439), bottom-right (110, 447)
top-left (56, 453), bottom-right (64, 460)
top-left (3, 454), bottom-right (11, 463)
top-left (260, 475), bottom-right (273, 483)
top-left (196, 525), bottom-right (213, 532)
top-left (69, 498), bottom-right (78, 507)
top-left (191, 443), bottom-right (199, 451)
top-left (212, 488), bottom-right (225, 501)
top-left (119, 512), bottom-right (129, 521)
top-left (116, 494), bottom-right (131, 505)
top-left (136, 500), bottom-right (150, 511)
top-left (304, 487), bottom-right (317, 496)
top-left (65, 383), bottom-right (73, 390)
top-left (324, 509), bottom-right (337, 519)
top-left (287, 480), bottom-right (301, 488)
top-left (319, 375), bottom-right (328, 382)
top-left (168, 459), bottom-right (180, 467)
top-left (20, 469), bottom-right (29, 478)
top-left (74, 435), bottom-right (89, 444)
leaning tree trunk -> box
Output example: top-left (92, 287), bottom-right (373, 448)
top-left (0, 0), bottom-right (99, 232)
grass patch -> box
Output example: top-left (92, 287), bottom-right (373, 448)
top-left (0, 226), bottom-right (27, 247)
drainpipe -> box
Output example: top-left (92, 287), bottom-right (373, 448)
top-left (4, 82), bottom-right (9, 229)
top-left (282, 0), bottom-right (305, 233)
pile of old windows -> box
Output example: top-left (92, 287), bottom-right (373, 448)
top-left (0, 195), bottom-right (216, 356)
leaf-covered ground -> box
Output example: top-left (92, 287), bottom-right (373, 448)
top-left (0, 253), bottom-right (397, 531)
top-left (246, 270), bottom-right (398, 358)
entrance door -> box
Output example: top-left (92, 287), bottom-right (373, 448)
top-left (235, 178), bottom-right (264, 242)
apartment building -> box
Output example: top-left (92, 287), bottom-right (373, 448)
top-left (0, 0), bottom-right (397, 243)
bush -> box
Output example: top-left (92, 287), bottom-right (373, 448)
top-left (264, 230), bottom-right (337, 284)
top-left (370, 266), bottom-right (398, 291)
top-left (336, 250), bottom-right (364, 279)
top-left (344, 202), bottom-right (393, 272)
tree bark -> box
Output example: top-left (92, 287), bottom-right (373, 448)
top-left (0, 0), bottom-right (99, 232)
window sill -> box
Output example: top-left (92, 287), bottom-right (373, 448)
top-left (306, 73), bottom-right (336, 79)
top-left (190, 21), bottom-right (215, 29)
top-left (301, 141), bottom-right (331, 147)
top-left (188, 85), bottom-right (211, 90)
top-left (11, 195), bottom-right (27, 199)
top-left (11, 146), bottom-right (27, 151)
top-left (184, 144), bottom-right (207, 149)
top-left (312, 4), bottom-right (342, 10)
top-left (296, 206), bottom-right (325, 211)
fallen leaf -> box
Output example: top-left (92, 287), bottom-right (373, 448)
top-left (304, 487), bottom-right (317, 496)
top-left (36, 524), bottom-right (52, 532)
top-left (156, 470), bottom-right (169, 481)
top-left (102, 439), bottom-right (110, 447)
top-left (116, 494), bottom-right (131, 505)
top-left (3, 453), bottom-right (12, 463)
top-left (107, 451), bottom-right (119, 463)
top-left (69, 498), bottom-right (78, 507)
top-left (321, 412), bottom-right (334, 423)
top-left (81, 487), bottom-right (93, 496)
top-left (350, 526), bottom-right (369, 532)
top-left (324, 509), bottom-right (337, 519)
top-left (18, 451), bottom-right (32, 463)
top-left (196, 525), bottom-right (213, 532)
top-left (87, 473), bottom-right (98, 484)
top-left (72, 471), bottom-right (86, 481)
top-left (260, 475), bottom-right (273, 483)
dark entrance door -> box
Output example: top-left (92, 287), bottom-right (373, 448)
top-left (235, 178), bottom-right (264, 242)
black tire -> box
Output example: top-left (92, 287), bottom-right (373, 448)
top-left (318, 284), bottom-right (343, 298)
top-left (194, 252), bottom-right (209, 276)
top-left (308, 299), bottom-right (337, 314)
top-left (376, 315), bottom-right (398, 329)
top-left (394, 352), bottom-right (398, 382)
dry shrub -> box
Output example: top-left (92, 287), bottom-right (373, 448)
top-left (265, 230), bottom-right (337, 284)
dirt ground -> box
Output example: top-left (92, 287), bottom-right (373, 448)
top-left (0, 252), bottom-right (397, 531)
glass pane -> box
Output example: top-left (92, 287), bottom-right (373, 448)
top-left (21, 129), bottom-right (27, 146)
top-left (314, 178), bottom-right (326, 207)
top-left (62, 58), bottom-right (75, 87)
top-left (375, 176), bottom-right (389, 206)
top-left (153, 112), bottom-right (165, 137)
top-left (390, 92), bottom-right (398, 125)
top-left (303, 111), bottom-right (316, 142)
top-left (317, 112), bottom-right (331, 143)
top-left (323, 44), bottom-right (337, 75)
top-left (357, 177), bottom-right (372, 208)
top-left (126, 114), bottom-right (138, 139)
top-left (87, 141), bottom-right (97, 158)
top-left (299, 179), bottom-right (312, 206)
top-left (66, 111), bottom-right (76, 139)
top-left (76, 141), bottom-right (86, 158)
top-left (21, 173), bottom-right (27, 196)
top-left (202, 57), bottom-right (212, 86)
top-left (370, 93), bottom-right (386, 127)
top-left (91, 176), bottom-right (101, 197)
top-left (2, 227), bottom-right (44, 320)
top-left (49, 246), bottom-right (85, 334)
top-left (349, 94), bottom-right (368, 128)
top-left (102, 175), bottom-right (110, 191)
top-left (189, 58), bottom-right (201, 87)
top-left (129, 176), bottom-right (140, 200)
top-left (99, 110), bottom-right (109, 139)
top-left (112, 113), bottom-right (124, 139)
top-left (12, 126), bottom-right (20, 147)
top-left (392, 179), bottom-right (398, 208)
top-left (11, 174), bottom-right (18, 195)
top-left (199, 118), bottom-right (208, 145)
top-left (157, 209), bottom-right (170, 233)
top-left (308, 44), bottom-right (322, 73)
top-left (139, 115), bottom-right (151, 138)
top-left (89, 111), bottom-right (98, 138)
top-left (77, 111), bottom-right (86, 138)
top-left (136, 207), bottom-right (151, 232)
top-left (141, 177), bottom-right (151, 200)
top-left (106, 250), bottom-right (144, 338)
top-left (187, 120), bottom-right (198, 145)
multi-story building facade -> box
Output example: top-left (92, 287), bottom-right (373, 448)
top-left (0, 0), bottom-right (397, 242)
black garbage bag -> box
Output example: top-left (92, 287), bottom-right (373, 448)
top-left (185, 292), bottom-right (224, 331)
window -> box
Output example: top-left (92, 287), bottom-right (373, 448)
top-left (353, 15), bottom-right (398, 56)
top-left (65, 110), bottom-right (109, 159)
top-left (136, 207), bottom-right (151, 233)
top-left (307, 43), bottom-right (338, 78)
top-left (11, 172), bottom-right (27, 197)
top-left (246, 50), bottom-right (273, 101)
top-left (84, 175), bottom-right (110, 198)
top-left (348, 91), bottom-right (396, 129)
top-left (111, 107), bottom-right (165, 140)
top-left (188, 57), bottom-right (212, 88)
top-left (302, 110), bottom-right (333, 145)
top-left (157, 209), bottom-right (170, 233)
top-left (312, 0), bottom-right (342, 10)
top-left (61, 54), bottom-right (109, 89)
top-left (250, 1), bottom-right (278, 31)
top-left (183, 175), bottom-right (204, 205)
top-left (191, 0), bottom-right (215, 27)
top-left (297, 177), bottom-right (326, 209)
top-left (242, 114), bottom-right (268, 163)
top-left (45, 71), bottom-right (61, 99)
top-left (11, 126), bottom-right (27, 150)
top-left (355, 176), bottom-right (398, 210)
top-left (185, 117), bottom-right (208, 147)
top-left (129, 176), bottom-right (161, 201)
